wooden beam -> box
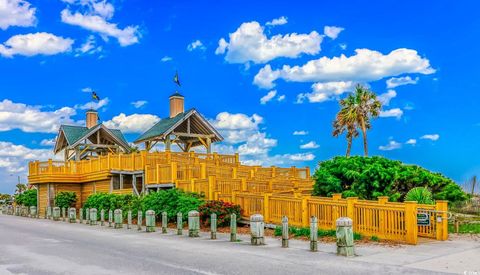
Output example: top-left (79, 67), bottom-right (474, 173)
top-left (187, 117), bottom-right (191, 134)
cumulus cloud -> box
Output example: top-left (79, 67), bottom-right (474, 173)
top-left (277, 94), bottom-right (285, 102)
top-left (40, 138), bottom-right (56, 146)
top-left (254, 48), bottom-right (435, 89)
top-left (161, 56), bottom-right (172, 62)
top-left (406, 139), bottom-right (417, 145)
top-left (187, 40), bottom-right (205, 51)
top-left (379, 108), bottom-right (403, 119)
top-left (421, 134), bottom-right (440, 141)
top-left (0, 0), bottom-right (36, 30)
top-left (60, 3), bottom-right (139, 47)
top-left (215, 21), bottom-right (322, 64)
top-left (131, 100), bottom-right (147, 108)
top-left (265, 16), bottom-right (288, 26)
top-left (260, 90), bottom-right (277, 104)
top-left (0, 32), bottom-right (74, 57)
top-left (104, 113), bottom-right (160, 133)
top-left (379, 140), bottom-right (402, 151)
top-left (324, 26), bottom-right (344, 39)
top-left (293, 130), bottom-right (308, 135)
top-left (300, 141), bottom-right (319, 149)
top-left (386, 76), bottom-right (419, 88)
top-left (75, 97), bottom-right (109, 110)
top-left (0, 99), bottom-right (78, 133)
top-left (210, 112), bottom-right (263, 143)
top-left (297, 81), bottom-right (354, 103)
top-left (76, 35), bottom-right (102, 56)
top-left (377, 90), bottom-right (397, 106)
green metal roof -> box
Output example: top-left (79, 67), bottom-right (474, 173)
top-left (134, 109), bottom-right (193, 143)
top-left (59, 124), bottom-right (128, 147)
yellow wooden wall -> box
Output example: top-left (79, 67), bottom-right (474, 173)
top-left (95, 179), bottom-right (110, 193)
top-left (37, 184), bottom-right (48, 217)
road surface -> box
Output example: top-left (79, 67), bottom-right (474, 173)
top-left (0, 215), bottom-right (478, 274)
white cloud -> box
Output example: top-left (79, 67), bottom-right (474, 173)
top-left (324, 26), bottom-right (344, 39)
top-left (406, 139), bottom-right (417, 145)
top-left (377, 90), bottom-right (397, 106)
top-left (293, 130), bottom-right (308, 135)
top-left (386, 76), bottom-right (419, 88)
top-left (300, 141), bottom-right (319, 149)
top-left (215, 21), bottom-right (322, 64)
top-left (0, 32), bottom-right (74, 57)
top-left (210, 112), bottom-right (263, 144)
top-left (161, 56), bottom-right (172, 62)
top-left (379, 140), bottom-right (402, 151)
top-left (277, 95), bottom-right (286, 102)
top-left (260, 90), bottom-right (277, 104)
top-left (104, 113), bottom-right (160, 133)
top-left (265, 16), bottom-right (288, 26)
top-left (237, 132), bottom-right (277, 155)
top-left (0, 0), bottom-right (36, 30)
top-left (254, 48), bottom-right (435, 89)
top-left (297, 81), bottom-right (354, 103)
top-left (379, 108), bottom-right (403, 119)
top-left (421, 134), bottom-right (440, 141)
top-left (81, 87), bottom-right (93, 93)
top-left (187, 40), bottom-right (205, 51)
top-left (60, 9), bottom-right (139, 46)
top-left (40, 138), bottom-right (56, 146)
top-left (76, 35), bottom-right (102, 55)
top-left (131, 100), bottom-right (147, 109)
top-left (0, 99), bottom-right (78, 133)
top-left (75, 97), bottom-right (109, 110)
top-left (287, 153), bottom-right (315, 161)
top-left (339, 43), bottom-right (347, 50)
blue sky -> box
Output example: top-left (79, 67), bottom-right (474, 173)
top-left (0, 0), bottom-right (479, 193)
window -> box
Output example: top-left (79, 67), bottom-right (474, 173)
top-left (112, 175), bottom-right (120, 190)
top-left (123, 175), bottom-right (133, 189)
top-left (135, 175), bottom-right (143, 194)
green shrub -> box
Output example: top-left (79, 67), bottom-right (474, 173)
top-left (83, 193), bottom-right (141, 218)
top-left (14, 189), bottom-right (37, 207)
top-left (313, 156), bottom-right (468, 203)
top-left (370, 235), bottom-right (380, 242)
top-left (405, 187), bottom-right (434, 205)
top-left (141, 189), bottom-right (204, 221)
top-left (54, 191), bottom-right (77, 209)
top-left (198, 200), bottom-right (242, 226)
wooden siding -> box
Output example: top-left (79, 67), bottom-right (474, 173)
top-left (37, 184), bottom-right (48, 217)
top-left (53, 184), bottom-right (82, 210)
top-left (94, 179), bottom-right (110, 194)
top-left (81, 182), bottom-right (95, 206)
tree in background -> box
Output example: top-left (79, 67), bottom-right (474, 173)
top-left (15, 183), bottom-right (27, 195)
top-left (14, 189), bottom-right (37, 207)
top-left (333, 94), bottom-right (361, 157)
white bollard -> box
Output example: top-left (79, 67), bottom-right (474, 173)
top-left (68, 208), bottom-right (76, 223)
top-left (310, 216), bottom-right (318, 252)
top-left (282, 216), bottom-right (289, 248)
top-left (137, 210), bottom-right (143, 231)
top-left (188, 210), bottom-right (200, 238)
top-left (114, 209), bottom-right (123, 229)
top-left (146, 210), bottom-right (156, 232)
top-left (89, 208), bottom-right (98, 225)
top-left (250, 214), bottom-right (265, 245)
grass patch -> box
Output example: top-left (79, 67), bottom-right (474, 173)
top-left (448, 223), bottom-right (480, 234)
top-left (370, 235), bottom-right (380, 242)
top-left (274, 226), bottom-right (363, 240)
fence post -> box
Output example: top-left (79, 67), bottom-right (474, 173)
top-left (282, 216), bottom-right (289, 248)
top-left (310, 216), bottom-right (318, 252)
top-left (100, 209), bottom-right (105, 226)
top-left (200, 163), bottom-right (207, 179)
top-left (263, 193), bottom-right (272, 223)
top-left (211, 213), bottom-right (217, 240)
top-left (137, 210), bottom-right (143, 231)
top-left (404, 201), bottom-right (418, 245)
top-left (230, 213), bottom-right (237, 242)
top-left (114, 209), bottom-right (123, 229)
top-left (301, 197), bottom-right (309, 227)
top-left (377, 196), bottom-right (389, 237)
top-left (177, 212), bottom-right (183, 235)
top-left (250, 214), bottom-right (265, 245)
top-left (145, 210), bottom-right (156, 232)
top-left (208, 176), bottom-right (215, 200)
top-left (171, 162), bottom-right (178, 182)
top-left (188, 210), bottom-right (200, 237)
top-left (346, 197), bottom-right (358, 221)
top-left (162, 211), bottom-right (167, 233)
top-left (241, 178), bottom-right (247, 192)
top-left (435, 200), bottom-right (449, 241)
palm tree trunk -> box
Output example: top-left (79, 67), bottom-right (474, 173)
top-left (346, 136), bottom-right (352, 157)
top-left (360, 118), bottom-right (368, 156)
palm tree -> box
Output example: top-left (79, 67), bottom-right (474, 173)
top-left (15, 183), bottom-right (27, 195)
top-left (333, 96), bottom-right (359, 157)
top-left (351, 84), bottom-right (381, 156)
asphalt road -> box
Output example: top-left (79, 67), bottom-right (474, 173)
top-left (0, 215), bottom-right (478, 275)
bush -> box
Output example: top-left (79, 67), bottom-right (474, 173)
top-left (14, 189), bottom-right (37, 207)
top-left (313, 156), bottom-right (468, 203)
top-left (405, 187), bottom-right (434, 205)
top-left (273, 226), bottom-right (363, 240)
top-left (198, 200), bottom-right (242, 226)
top-left (54, 191), bottom-right (77, 209)
top-left (83, 193), bottom-right (141, 218)
top-left (141, 189), bottom-right (204, 221)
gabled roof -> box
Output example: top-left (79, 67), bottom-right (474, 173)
top-left (134, 108), bottom-right (223, 144)
top-left (54, 124), bottom-right (130, 154)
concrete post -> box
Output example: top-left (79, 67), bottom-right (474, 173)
top-left (177, 212), bottom-right (183, 235)
top-left (161, 211), bottom-right (167, 233)
top-left (30, 206), bottom-right (37, 218)
top-left (250, 214), bottom-right (265, 245)
top-left (282, 216), bottom-right (289, 248)
top-left (79, 208), bottom-right (83, 223)
top-left (310, 216), bottom-right (318, 252)
top-left (336, 217), bottom-right (355, 257)
top-left (100, 209), bottom-right (105, 226)
top-left (230, 213), bottom-right (237, 242)
top-left (137, 210), bottom-right (143, 231)
top-left (90, 208), bottom-right (97, 226)
top-left (127, 210), bottom-right (132, 229)
top-left (85, 208), bottom-right (90, 224)
top-left (15, 206), bottom-right (19, 216)
top-left (145, 210), bottom-right (155, 232)
top-left (188, 210), bottom-right (200, 237)
top-left (53, 207), bottom-right (61, 221)
top-left (61, 207), bottom-right (66, 221)
top-left (68, 208), bottom-right (76, 223)
top-left (8, 205), bottom-right (13, 215)
top-left (47, 206), bottom-right (52, 219)
top-left (210, 213), bottom-right (217, 240)
top-left (108, 210), bottom-right (113, 227)
top-left (114, 209), bottom-right (123, 229)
